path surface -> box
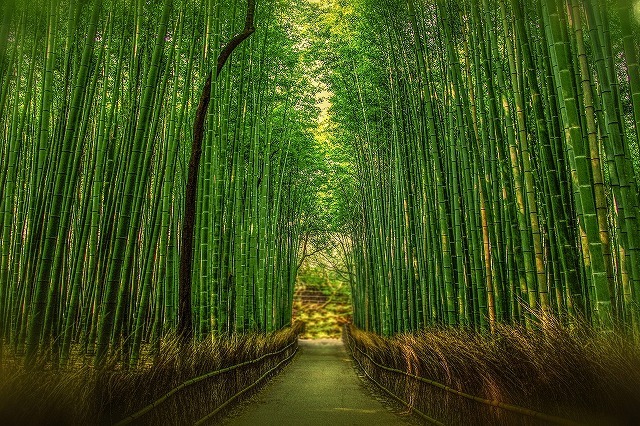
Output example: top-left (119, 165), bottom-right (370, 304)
top-left (222, 339), bottom-right (410, 426)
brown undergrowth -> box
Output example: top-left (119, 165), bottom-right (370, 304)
top-left (346, 321), bottom-right (640, 426)
top-left (0, 321), bottom-right (303, 425)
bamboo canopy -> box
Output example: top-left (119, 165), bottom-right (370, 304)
top-left (1, 0), bottom-right (640, 370)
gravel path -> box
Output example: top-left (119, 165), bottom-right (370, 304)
top-left (222, 339), bottom-right (411, 426)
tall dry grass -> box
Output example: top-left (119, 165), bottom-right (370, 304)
top-left (0, 322), bottom-right (303, 425)
top-left (346, 320), bottom-right (640, 425)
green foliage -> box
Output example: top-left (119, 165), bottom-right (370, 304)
top-left (0, 0), bottom-right (326, 368)
top-left (321, 0), bottom-right (640, 335)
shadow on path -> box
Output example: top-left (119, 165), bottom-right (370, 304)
top-left (222, 339), bottom-right (411, 426)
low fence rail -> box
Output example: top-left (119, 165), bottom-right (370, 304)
top-left (345, 329), bottom-right (579, 426)
top-left (115, 339), bottom-right (298, 425)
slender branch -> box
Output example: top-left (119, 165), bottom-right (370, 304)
top-left (216, 0), bottom-right (256, 78)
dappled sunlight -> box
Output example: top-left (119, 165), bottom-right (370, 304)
top-left (331, 407), bottom-right (379, 414)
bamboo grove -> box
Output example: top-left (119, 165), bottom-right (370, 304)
top-left (0, 0), bottom-right (323, 368)
top-left (325, 0), bottom-right (640, 335)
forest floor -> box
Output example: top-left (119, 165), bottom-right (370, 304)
top-left (220, 339), bottom-right (413, 426)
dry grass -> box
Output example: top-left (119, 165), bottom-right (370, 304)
top-left (346, 320), bottom-right (640, 425)
top-left (0, 321), bottom-right (303, 426)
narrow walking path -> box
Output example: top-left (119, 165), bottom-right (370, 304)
top-left (222, 339), bottom-right (410, 426)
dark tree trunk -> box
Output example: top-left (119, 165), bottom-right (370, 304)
top-left (178, 0), bottom-right (257, 342)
